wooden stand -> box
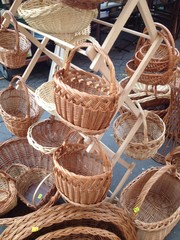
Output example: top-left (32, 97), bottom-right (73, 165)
top-left (2, 0), bottom-right (165, 201)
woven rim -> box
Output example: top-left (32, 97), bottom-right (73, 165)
top-left (0, 203), bottom-right (137, 240)
top-left (120, 165), bottom-right (180, 233)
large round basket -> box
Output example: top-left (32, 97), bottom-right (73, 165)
top-left (119, 165), bottom-right (180, 240)
top-left (54, 43), bottom-right (120, 135)
top-left (0, 11), bottom-right (31, 69)
top-left (113, 106), bottom-right (166, 160)
top-left (27, 116), bottom-right (83, 154)
top-left (0, 76), bottom-right (40, 137)
top-left (53, 137), bottom-right (112, 205)
top-left (17, 0), bottom-right (98, 34)
top-left (0, 202), bottom-right (137, 240)
top-left (0, 171), bottom-right (17, 216)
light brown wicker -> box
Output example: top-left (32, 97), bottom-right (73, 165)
top-left (0, 202), bottom-right (137, 240)
top-left (0, 75), bottom-right (40, 137)
top-left (120, 165), bottom-right (180, 240)
top-left (27, 116), bottom-right (83, 154)
top-left (54, 43), bottom-right (120, 135)
top-left (53, 136), bottom-right (112, 205)
top-left (0, 11), bottom-right (31, 69)
top-left (113, 104), bottom-right (166, 160)
top-left (16, 168), bottom-right (56, 210)
top-left (60, 0), bottom-right (104, 9)
top-left (17, 0), bottom-right (98, 34)
top-left (0, 171), bottom-right (17, 216)
top-left (165, 146), bottom-right (180, 177)
top-left (6, 163), bottom-right (29, 181)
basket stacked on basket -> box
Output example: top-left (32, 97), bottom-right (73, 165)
top-left (0, 11), bottom-right (31, 69)
top-left (53, 43), bottom-right (120, 135)
top-left (119, 165), bottom-right (180, 240)
top-left (125, 23), bottom-right (179, 86)
top-left (0, 76), bottom-right (41, 137)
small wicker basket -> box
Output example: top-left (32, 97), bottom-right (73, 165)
top-left (0, 75), bottom-right (40, 137)
top-left (6, 163), bottom-right (29, 181)
top-left (53, 136), bottom-right (112, 205)
top-left (0, 11), bottom-right (31, 69)
top-left (113, 103), bottom-right (166, 160)
top-left (119, 165), bottom-right (180, 240)
top-left (54, 43), bottom-right (120, 135)
top-left (0, 171), bottom-right (17, 216)
top-left (165, 146), bottom-right (180, 177)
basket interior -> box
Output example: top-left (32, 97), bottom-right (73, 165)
top-left (123, 171), bottom-right (180, 223)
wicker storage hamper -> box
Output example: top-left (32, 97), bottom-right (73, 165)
top-left (17, 0), bottom-right (98, 34)
top-left (0, 11), bottom-right (31, 69)
top-left (119, 165), bottom-right (180, 240)
top-left (113, 104), bottom-right (166, 160)
top-left (0, 75), bottom-right (40, 137)
top-left (165, 146), bottom-right (180, 177)
top-left (16, 168), bottom-right (56, 210)
top-left (0, 171), bottom-right (17, 216)
top-left (54, 43), bottom-right (120, 135)
top-left (53, 136), bottom-right (112, 205)
top-left (27, 116), bottom-right (83, 154)
top-left (0, 202), bottom-right (137, 240)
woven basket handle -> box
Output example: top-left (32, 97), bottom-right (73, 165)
top-left (133, 165), bottom-right (177, 217)
top-left (136, 101), bottom-right (148, 144)
top-left (2, 11), bottom-right (19, 53)
top-left (9, 75), bottom-right (31, 120)
top-left (63, 43), bottom-right (117, 94)
top-left (164, 146), bottom-right (180, 165)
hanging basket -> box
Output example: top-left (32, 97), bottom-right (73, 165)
top-left (165, 146), bottom-right (180, 177)
top-left (0, 11), bottom-right (31, 69)
top-left (0, 171), bottom-right (17, 216)
top-left (53, 135), bottom-right (112, 205)
top-left (0, 75), bottom-right (41, 137)
top-left (16, 168), bottom-right (56, 210)
top-left (17, 0), bottom-right (98, 34)
top-left (0, 203), bottom-right (137, 240)
top-left (54, 43), bottom-right (120, 135)
top-left (113, 103), bottom-right (166, 160)
top-left (27, 116), bottom-right (83, 154)
top-left (119, 165), bottom-right (180, 240)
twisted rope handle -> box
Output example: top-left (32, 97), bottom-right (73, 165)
top-left (55, 42), bottom-right (117, 95)
top-left (133, 165), bottom-right (177, 217)
top-left (8, 75), bottom-right (31, 120)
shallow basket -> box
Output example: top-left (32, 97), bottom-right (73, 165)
top-left (0, 11), bottom-right (31, 69)
top-left (113, 106), bottom-right (166, 160)
top-left (27, 116), bottom-right (83, 154)
top-left (17, 0), bottom-right (97, 34)
top-left (0, 202), bottom-right (137, 240)
top-left (165, 146), bottom-right (180, 177)
top-left (53, 137), bottom-right (112, 205)
top-left (0, 171), bottom-right (17, 216)
top-left (119, 165), bottom-right (180, 240)
top-left (16, 168), bottom-right (56, 210)
top-left (0, 76), bottom-right (40, 137)
top-left (54, 43), bottom-right (120, 135)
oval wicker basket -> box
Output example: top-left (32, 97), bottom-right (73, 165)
top-left (165, 146), bottom-right (180, 177)
top-left (0, 11), bottom-right (31, 69)
top-left (54, 43), bottom-right (120, 135)
top-left (16, 168), bottom-right (56, 210)
top-left (113, 106), bottom-right (166, 160)
top-left (119, 165), bottom-right (180, 240)
top-left (17, 0), bottom-right (98, 34)
top-left (27, 116), bottom-right (83, 154)
top-left (53, 137), bottom-right (112, 205)
top-left (0, 171), bottom-right (17, 216)
top-left (0, 202), bottom-right (137, 240)
top-left (0, 76), bottom-right (40, 137)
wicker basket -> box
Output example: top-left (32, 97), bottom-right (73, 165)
top-left (53, 136), bottom-right (112, 205)
top-left (60, 0), bottom-right (105, 9)
top-left (119, 165), bottom-right (180, 240)
top-left (165, 146), bottom-right (180, 177)
top-left (16, 168), bottom-right (56, 210)
top-left (113, 104), bottom-right (166, 160)
top-left (54, 43), bottom-right (120, 135)
top-left (0, 171), bottom-right (17, 216)
top-left (0, 202), bottom-right (137, 240)
top-left (17, 0), bottom-right (97, 34)
top-left (6, 163), bottom-right (29, 181)
top-left (27, 116), bottom-right (83, 154)
top-left (0, 11), bottom-right (31, 69)
top-left (0, 75), bottom-right (40, 137)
